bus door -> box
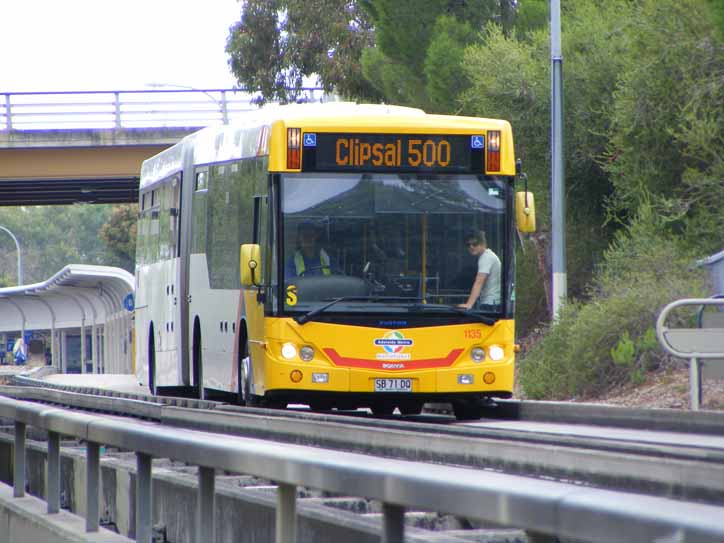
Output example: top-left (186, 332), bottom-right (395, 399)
top-left (244, 192), bottom-right (270, 393)
top-left (168, 175), bottom-right (182, 378)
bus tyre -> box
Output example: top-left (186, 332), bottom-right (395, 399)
top-left (452, 400), bottom-right (482, 421)
top-left (148, 327), bottom-right (156, 396)
top-left (371, 403), bottom-right (395, 416)
top-left (399, 402), bottom-right (423, 416)
top-left (240, 356), bottom-right (251, 405)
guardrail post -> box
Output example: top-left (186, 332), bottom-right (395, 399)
top-left (197, 467), bottom-right (215, 543)
top-left (13, 421), bottom-right (26, 498)
top-left (276, 483), bottom-right (297, 543)
top-left (220, 91), bottom-right (229, 124)
top-left (136, 452), bottom-right (152, 543)
top-left (3, 94), bottom-right (11, 130)
top-left (382, 503), bottom-right (405, 543)
top-left (47, 431), bottom-right (61, 513)
top-left (114, 92), bottom-right (122, 129)
top-left (86, 441), bottom-right (100, 532)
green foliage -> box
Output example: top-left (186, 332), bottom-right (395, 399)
top-left (99, 205), bottom-right (138, 272)
top-left (424, 16), bottom-right (476, 113)
top-left (610, 331), bottom-right (635, 367)
top-left (513, 0), bottom-right (548, 37)
top-left (604, 0), bottom-right (723, 244)
top-left (0, 205), bottom-right (132, 284)
top-left (637, 327), bottom-right (659, 354)
top-left (519, 210), bottom-right (709, 399)
top-left (705, 0), bottom-right (724, 41)
top-left (226, 0), bottom-right (380, 103)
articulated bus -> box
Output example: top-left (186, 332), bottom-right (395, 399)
top-left (134, 103), bottom-right (535, 420)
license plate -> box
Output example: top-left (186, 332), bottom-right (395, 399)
top-left (374, 378), bottom-right (412, 392)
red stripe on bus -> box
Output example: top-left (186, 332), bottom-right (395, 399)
top-left (323, 348), bottom-right (464, 370)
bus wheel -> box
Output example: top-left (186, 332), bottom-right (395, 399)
top-left (452, 400), bottom-right (482, 421)
top-left (309, 400), bottom-right (333, 411)
top-left (263, 397), bottom-right (287, 409)
top-left (239, 355), bottom-right (251, 405)
top-left (148, 326), bottom-right (156, 396)
top-left (399, 402), bottom-right (423, 416)
top-left (371, 403), bottom-right (395, 416)
top-left (192, 319), bottom-right (203, 399)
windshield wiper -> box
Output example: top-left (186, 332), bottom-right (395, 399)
top-left (410, 304), bottom-right (498, 326)
top-left (294, 296), bottom-right (422, 325)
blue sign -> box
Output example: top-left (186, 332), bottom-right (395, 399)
top-left (470, 135), bottom-right (484, 149)
top-left (303, 133), bottom-right (317, 147)
top-left (123, 293), bottom-right (135, 312)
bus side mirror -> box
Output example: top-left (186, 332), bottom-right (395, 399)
top-left (240, 244), bottom-right (262, 286)
top-left (515, 191), bottom-right (536, 233)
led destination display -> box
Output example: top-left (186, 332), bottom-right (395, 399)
top-left (302, 133), bottom-right (483, 173)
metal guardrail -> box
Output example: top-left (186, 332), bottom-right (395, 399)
top-left (657, 297), bottom-right (724, 410)
top-left (1, 396), bottom-right (724, 543)
top-left (0, 88), bottom-right (325, 130)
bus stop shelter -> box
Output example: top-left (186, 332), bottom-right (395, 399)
top-left (0, 265), bottom-right (134, 374)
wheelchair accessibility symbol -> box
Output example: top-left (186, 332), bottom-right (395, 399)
top-left (470, 135), bottom-right (484, 149)
top-left (303, 133), bottom-right (317, 147)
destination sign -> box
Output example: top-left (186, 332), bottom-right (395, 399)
top-left (302, 133), bottom-right (483, 173)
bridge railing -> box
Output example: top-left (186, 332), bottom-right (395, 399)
top-left (1, 395), bottom-right (723, 543)
top-left (0, 89), bottom-right (325, 130)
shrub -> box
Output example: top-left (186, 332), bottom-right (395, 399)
top-left (518, 211), bottom-right (708, 399)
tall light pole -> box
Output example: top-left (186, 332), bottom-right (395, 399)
top-left (147, 83), bottom-right (229, 124)
top-left (0, 226), bottom-right (23, 285)
top-left (551, 0), bottom-right (566, 319)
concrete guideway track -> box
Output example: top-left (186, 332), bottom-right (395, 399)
top-left (1, 394), bottom-right (724, 543)
top-left (3, 382), bottom-right (724, 506)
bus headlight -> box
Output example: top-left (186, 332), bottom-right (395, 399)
top-left (471, 347), bottom-right (485, 362)
top-left (281, 343), bottom-right (297, 360)
top-left (300, 345), bottom-right (315, 361)
top-left (488, 345), bottom-right (505, 361)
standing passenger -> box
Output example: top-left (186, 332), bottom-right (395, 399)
top-left (458, 230), bottom-right (501, 310)
top-left (13, 337), bottom-right (27, 365)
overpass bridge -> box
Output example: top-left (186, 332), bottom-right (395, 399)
top-left (0, 89), bottom-right (321, 206)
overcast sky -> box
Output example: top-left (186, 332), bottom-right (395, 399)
top-left (1, 0), bottom-right (242, 92)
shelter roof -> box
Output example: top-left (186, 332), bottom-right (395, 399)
top-left (0, 265), bottom-right (134, 333)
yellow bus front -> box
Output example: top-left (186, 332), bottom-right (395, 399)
top-left (243, 112), bottom-right (519, 417)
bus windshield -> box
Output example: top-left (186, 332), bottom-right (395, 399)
top-left (280, 173), bottom-right (509, 317)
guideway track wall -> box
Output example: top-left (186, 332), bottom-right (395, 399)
top-left (3, 384), bottom-right (724, 506)
top-left (0, 395), bottom-right (723, 543)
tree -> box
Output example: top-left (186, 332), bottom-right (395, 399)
top-left (0, 205), bottom-right (131, 284)
top-left (226, 0), bottom-right (380, 103)
top-left (99, 205), bottom-right (138, 272)
top-left (360, 0), bottom-right (514, 110)
top-left (605, 0), bottom-right (723, 255)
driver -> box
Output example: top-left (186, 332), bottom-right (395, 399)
top-left (285, 221), bottom-right (337, 278)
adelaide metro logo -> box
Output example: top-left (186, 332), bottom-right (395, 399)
top-left (374, 331), bottom-right (413, 360)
